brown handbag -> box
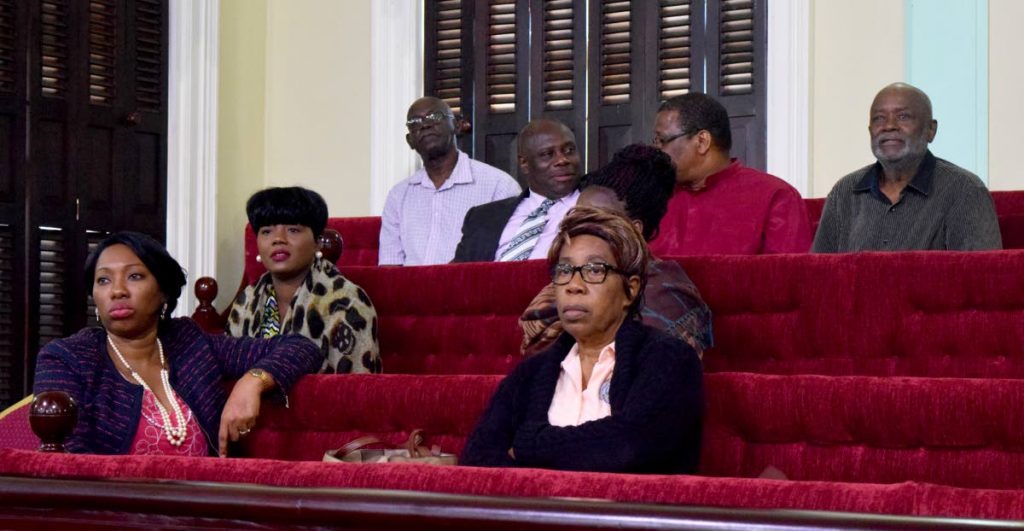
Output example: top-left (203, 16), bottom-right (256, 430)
top-left (323, 429), bottom-right (458, 465)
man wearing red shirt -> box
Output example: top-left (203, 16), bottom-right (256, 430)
top-left (650, 93), bottom-right (811, 256)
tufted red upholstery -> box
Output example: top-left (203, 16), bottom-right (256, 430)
top-left (338, 262), bottom-right (549, 374)
top-left (236, 191), bottom-right (1024, 271)
top-left (4, 372), bottom-right (1024, 519)
top-left (701, 373), bottom-right (1024, 489)
top-left (224, 374), bottom-right (1024, 491)
top-left (323, 252), bottom-right (1024, 377)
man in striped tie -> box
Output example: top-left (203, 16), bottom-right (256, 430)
top-left (453, 119), bottom-right (582, 263)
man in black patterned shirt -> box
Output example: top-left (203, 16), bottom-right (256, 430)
top-left (812, 83), bottom-right (1001, 252)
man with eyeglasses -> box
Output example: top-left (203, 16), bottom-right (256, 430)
top-left (379, 97), bottom-right (521, 265)
top-left (453, 118), bottom-right (582, 263)
top-left (650, 93), bottom-right (811, 255)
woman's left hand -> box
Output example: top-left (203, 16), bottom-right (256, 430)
top-left (218, 377), bottom-right (264, 457)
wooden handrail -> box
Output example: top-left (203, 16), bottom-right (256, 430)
top-left (0, 476), bottom-right (1017, 530)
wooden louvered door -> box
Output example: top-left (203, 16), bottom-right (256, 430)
top-left (423, 0), bottom-right (764, 174)
top-left (703, 0), bottom-right (765, 169)
top-left (587, 0), bottom-right (643, 169)
top-left (424, 0), bottom-right (473, 153)
top-left (27, 0), bottom-right (81, 407)
top-left (0, 0), bottom-right (168, 407)
top-left (587, 0), bottom-right (701, 168)
top-left (529, 0), bottom-right (585, 155)
top-left (0, 0), bottom-right (28, 408)
top-left (471, 0), bottom-right (530, 179)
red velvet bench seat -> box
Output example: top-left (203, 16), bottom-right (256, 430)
top-left (4, 372), bottom-right (1024, 521)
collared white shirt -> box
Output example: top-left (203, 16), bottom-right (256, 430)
top-left (495, 189), bottom-right (580, 261)
top-left (379, 150), bottom-right (521, 265)
top-left (547, 341), bottom-right (616, 427)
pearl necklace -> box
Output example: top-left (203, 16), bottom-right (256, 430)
top-left (107, 335), bottom-right (187, 447)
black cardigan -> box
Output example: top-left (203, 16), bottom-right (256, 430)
top-left (461, 319), bottom-right (704, 473)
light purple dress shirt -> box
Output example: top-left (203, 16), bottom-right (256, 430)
top-left (379, 150), bottom-right (521, 265)
top-left (495, 189), bottom-right (580, 261)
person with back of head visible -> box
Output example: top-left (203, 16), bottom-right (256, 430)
top-left (379, 96), bottom-right (521, 266)
top-left (519, 144), bottom-right (713, 358)
top-left (453, 118), bottom-right (583, 263)
top-left (812, 82), bottom-right (1001, 252)
top-left (651, 92), bottom-right (812, 255)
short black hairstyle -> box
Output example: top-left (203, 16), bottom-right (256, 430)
top-left (658, 92), bottom-right (732, 152)
top-left (84, 231), bottom-right (187, 320)
top-left (581, 144), bottom-right (676, 242)
top-left (245, 187), bottom-right (329, 238)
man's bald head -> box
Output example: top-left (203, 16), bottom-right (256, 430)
top-left (407, 96), bottom-right (452, 120)
top-left (405, 97), bottom-right (457, 161)
top-left (872, 83), bottom-right (933, 122)
top-left (516, 118), bottom-right (581, 199)
top-left (517, 119), bottom-right (574, 153)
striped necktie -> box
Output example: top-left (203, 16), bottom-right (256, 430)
top-left (499, 198), bottom-right (558, 262)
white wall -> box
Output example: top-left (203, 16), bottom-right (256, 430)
top-left (264, 0), bottom-right (372, 215)
top-left (216, 0), bottom-right (372, 307)
top-left (809, 0), bottom-right (905, 198)
top-left (988, 0), bottom-right (1024, 191)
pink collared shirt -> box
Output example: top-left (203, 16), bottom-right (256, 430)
top-left (547, 341), bottom-right (616, 427)
top-left (379, 150), bottom-right (521, 266)
top-left (495, 189), bottom-right (580, 261)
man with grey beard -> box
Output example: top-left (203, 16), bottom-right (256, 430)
top-left (812, 83), bottom-right (1001, 252)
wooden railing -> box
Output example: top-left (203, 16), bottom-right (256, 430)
top-left (0, 476), bottom-right (1018, 530)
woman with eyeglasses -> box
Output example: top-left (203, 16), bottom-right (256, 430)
top-left (518, 144), bottom-right (713, 358)
top-left (461, 207), bottom-right (704, 473)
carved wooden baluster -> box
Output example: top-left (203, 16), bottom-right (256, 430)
top-left (191, 276), bottom-right (225, 333)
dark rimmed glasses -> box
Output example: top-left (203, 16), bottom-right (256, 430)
top-left (652, 129), bottom-right (698, 148)
top-left (551, 262), bottom-right (623, 285)
top-left (406, 112), bottom-right (453, 130)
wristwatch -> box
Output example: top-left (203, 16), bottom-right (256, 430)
top-left (248, 368), bottom-right (271, 387)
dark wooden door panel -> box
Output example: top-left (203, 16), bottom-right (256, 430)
top-left (423, 0), bottom-right (764, 175)
top-left (3, 0), bottom-right (168, 406)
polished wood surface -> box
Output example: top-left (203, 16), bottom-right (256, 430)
top-left (0, 476), bottom-right (1019, 530)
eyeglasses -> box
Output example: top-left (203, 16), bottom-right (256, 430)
top-left (652, 129), bottom-right (697, 148)
top-left (406, 112), bottom-right (453, 130)
top-left (551, 262), bottom-right (623, 285)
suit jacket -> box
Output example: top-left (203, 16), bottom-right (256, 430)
top-left (452, 190), bottom-right (528, 262)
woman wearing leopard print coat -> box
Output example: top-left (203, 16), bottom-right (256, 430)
top-left (226, 187), bottom-right (381, 373)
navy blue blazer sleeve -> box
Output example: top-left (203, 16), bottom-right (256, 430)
top-left (204, 331), bottom-right (321, 396)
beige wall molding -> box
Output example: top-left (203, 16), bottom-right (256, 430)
top-left (767, 0), bottom-right (811, 197)
top-left (370, 0), bottom-right (424, 215)
top-left (167, 0), bottom-right (219, 316)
